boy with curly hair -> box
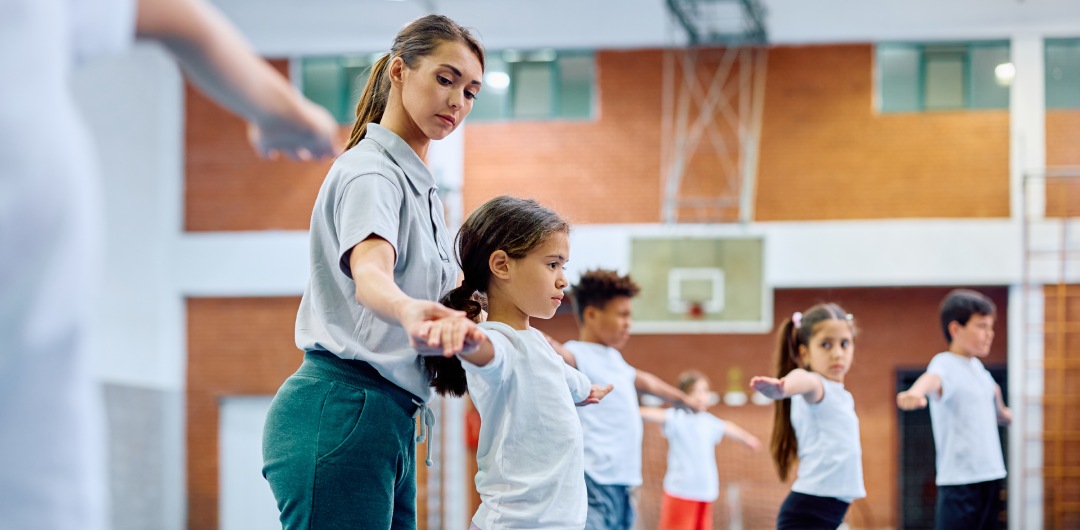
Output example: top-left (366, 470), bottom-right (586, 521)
top-left (548, 269), bottom-right (705, 530)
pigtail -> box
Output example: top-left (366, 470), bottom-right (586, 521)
top-left (423, 283), bottom-right (484, 397)
top-left (344, 54), bottom-right (391, 151)
top-left (770, 317), bottom-right (801, 482)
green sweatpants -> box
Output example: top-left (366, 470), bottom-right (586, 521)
top-left (262, 351), bottom-right (420, 529)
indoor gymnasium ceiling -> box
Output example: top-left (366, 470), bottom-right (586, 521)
top-left (211, 0), bottom-right (1080, 55)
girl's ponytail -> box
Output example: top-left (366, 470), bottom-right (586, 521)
top-left (344, 53), bottom-right (391, 151)
top-left (770, 317), bottom-right (801, 481)
top-left (423, 282), bottom-right (484, 397)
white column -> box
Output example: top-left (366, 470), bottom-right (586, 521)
top-left (1008, 34), bottom-right (1046, 530)
top-left (1010, 35), bottom-right (1046, 221)
top-left (424, 125), bottom-right (468, 529)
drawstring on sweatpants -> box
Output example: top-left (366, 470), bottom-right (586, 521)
top-left (413, 399), bottom-right (436, 467)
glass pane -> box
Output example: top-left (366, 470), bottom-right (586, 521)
top-left (877, 45), bottom-right (921, 112)
top-left (301, 57), bottom-right (347, 124)
top-left (969, 43), bottom-right (1010, 109)
top-left (1047, 39), bottom-right (1080, 109)
top-left (557, 55), bottom-right (594, 119)
top-left (469, 57), bottom-right (510, 121)
top-left (512, 61), bottom-right (554, 119)
top-left (924, 48), bottom-right (966, 110)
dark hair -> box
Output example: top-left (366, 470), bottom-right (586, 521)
top-left (676, 370), bottom-right (708, 394)
top-left (570, 269), bottom-right (640, 322)
top-left (424, 196), bottom-right (570, 396)
top-left (939, 289), bottom-right (996, 343)
top-left (344, 14), bottom-right (485, 151)
top-left (768, 302), bottom-right (855, 482)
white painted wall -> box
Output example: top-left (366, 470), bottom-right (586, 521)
top-left (219, 397), bottom-right (280, 530)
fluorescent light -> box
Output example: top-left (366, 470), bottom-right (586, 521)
top-left (484, 71), bottom-right (510, 90)
top-left (994, 62), bottom-right (1015, 86)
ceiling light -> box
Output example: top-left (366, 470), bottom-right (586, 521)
top-left (484, 71), bottom-right (510, 90)
top-left (994, 62), bottom-right (1015, 86)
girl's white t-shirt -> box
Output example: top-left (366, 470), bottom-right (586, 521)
top-left (464, 322), bottom-right (592, 530)
top-left (790, 374), bottom-right (866, 502)
top-left (661, 408), bottom-right (726, 502)
top-left (926, 352), bottom-right (1007, 486)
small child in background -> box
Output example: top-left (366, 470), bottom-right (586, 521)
top-left (424, 195), bottom-right (612, 530)
top-left (640, 370), bottom-right (761, 530)
top-left (750, 303), bottom-right (865, 530)
top-left (896, 289), bottom-right (1010, 530)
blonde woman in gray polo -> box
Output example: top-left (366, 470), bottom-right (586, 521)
top-left (262, 15), bottom-right (487, 530)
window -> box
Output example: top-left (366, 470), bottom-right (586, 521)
top-left (1047, 39), bottom-right (1080, 108)
top-left (876, 42), bottom-right (1011, 112)
top-left (469, 50), bottom-right (596, 121)
top-left (298, 50), bottom-right (596, 125)
top-left (299, 54), bottom-right (380, 125)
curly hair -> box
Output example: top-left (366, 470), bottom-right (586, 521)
top-left (570, 269), bottom-right (640, 322)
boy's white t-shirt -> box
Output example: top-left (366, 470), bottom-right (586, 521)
top-left (565, 340), bottom-right (643, 486)
top-left (661, 408), bottom-right (726, 502)
top-left (926, 352), bottom-right (1007, 486)
top-left (464, 322), bottom-right (592, 530)
top-left (790, 374), bottom-right (866, 502)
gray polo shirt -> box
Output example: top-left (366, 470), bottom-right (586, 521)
top-left (295, 124), bottom-right (457, 401)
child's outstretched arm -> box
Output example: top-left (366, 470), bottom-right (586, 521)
top-left (750, 368), bottom-right (825, 403)
top-left (635, 370), bottom-right (708, 411)
top-left (577, 384), bottom-right (614, 407)
top-left (455, 330), bottom-right (495, 366)
top-left (722, 421), bottom-right (763, 452)
top-left (544, 333), bottom-right (577, 368)
top-left (896, 372), bottom-right (942, 410)
top-left (994, 384), bottom-right (1012, 425)
top-left (639, 407), bottom-right (667, 425)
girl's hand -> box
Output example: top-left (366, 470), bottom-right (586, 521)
top-left (576, 384), bottom-right (614, 406)
top-left (750, 376), bottom-right (786, 400)
top-left (896, 390), bottom-right (928, 410)
top-left (399, 300), bottom-right (469, 357)
top-left (744, 435), bottom-right (764, 453)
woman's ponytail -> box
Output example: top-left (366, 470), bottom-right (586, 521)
top-left (344, 54), bottom-right (391, 151)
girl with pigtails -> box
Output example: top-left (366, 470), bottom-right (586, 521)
top-left (750, 304), bottom-right (866, 530)
top-left (425, 195), bottom-right (612, 530)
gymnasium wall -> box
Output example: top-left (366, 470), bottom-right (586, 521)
top-left (461, 45), bottom-right (1012, 223)
top-left (180, 43), bottom-right (1047, 529)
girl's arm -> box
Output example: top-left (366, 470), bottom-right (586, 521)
top-left (544, 333), bottom-right (577, 368)
top-left (721, 421), bottom-right (763, 452)
top-left (559, 359), bottom-right (611, 406)
top-left (349, 237), bottom-right (480, 356)
top-left (577, 384), bottom-right (614, 407)
top-left (635, 370), bottom-right (707, 411)
top-left (640, 407), bottom-right (667, 425)
top-left (896, 372), bottom-right (942, 410)
top-left (749, 368), bottom-right (825, 403)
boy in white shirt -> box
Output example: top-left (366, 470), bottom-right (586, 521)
top-left (548, 269), bottom-right (705, 530)
top-left (897, 289), bottom-right (1011, 530)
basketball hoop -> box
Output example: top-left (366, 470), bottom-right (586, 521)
top-left (687, 301), bottom-right (705, 319)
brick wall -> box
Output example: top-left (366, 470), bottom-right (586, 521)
top-left (462, 45), bottom-right (1011, 224)
top-left (1045, 110), bottom-right (1080, 218)
top-left (184, 60), bottom-right (340, 232)
top-left (188, 288), bottom-right (1008, 529)
top-left (450, 286), bottom-right (1011, 529)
